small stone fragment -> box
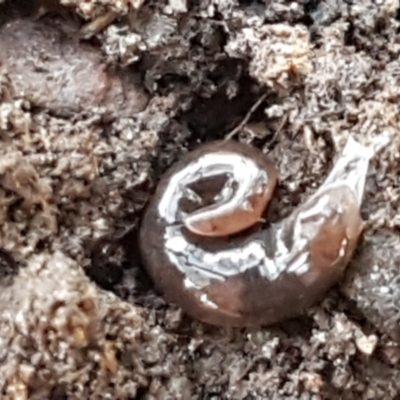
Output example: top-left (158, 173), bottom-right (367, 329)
top-left (355, 333), bottom-right (378, 355)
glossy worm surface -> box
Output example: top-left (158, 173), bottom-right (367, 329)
top-left (139, 139), bottom-right (372, 327)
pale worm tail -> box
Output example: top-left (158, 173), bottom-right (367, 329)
top-left (316, 136), bottom-right (373, 205)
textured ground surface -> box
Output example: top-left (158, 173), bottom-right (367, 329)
top-left (1, 0), bottom-right (400, 399)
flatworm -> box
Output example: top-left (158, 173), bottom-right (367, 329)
top-left (139, 138), bottom-right (371, 327)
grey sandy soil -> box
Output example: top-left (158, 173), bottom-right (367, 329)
top-left (1, 1), bottom-right (400, 399)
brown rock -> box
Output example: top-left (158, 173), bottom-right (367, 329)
top-left (0, 18), bottom-right (148, 118)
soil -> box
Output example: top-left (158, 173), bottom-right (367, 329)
top-left (1, 0), bottom-right (400, 399)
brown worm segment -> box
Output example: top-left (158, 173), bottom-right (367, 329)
top-left (139, 138), bottom-right (372, 327)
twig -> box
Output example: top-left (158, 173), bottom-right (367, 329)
top-left (224, 93), bottom-right (268, 141)
top-left (80, 11), bottom-right (119, 40)
top-left (266, 113), bottom-right (287, 152)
